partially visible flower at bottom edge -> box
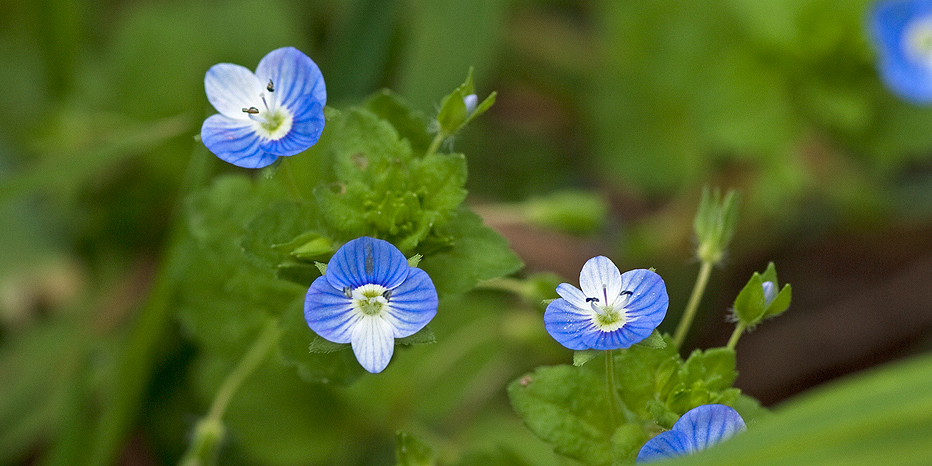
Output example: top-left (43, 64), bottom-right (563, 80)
top-left (303, 236), bottom-right (438, 373)
top-left (636, 404), bottom-right (746, 463)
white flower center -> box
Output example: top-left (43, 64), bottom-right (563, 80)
top-left (241, 83), bottom-right (293, 140)
top-left (904, 16), bottom-right (932, 68)
top-left (347, 283), bottom-right (392, 317)
top-left (586, 287), bottom-right (632, 332)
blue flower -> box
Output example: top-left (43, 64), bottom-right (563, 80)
top-left (871, 0), bottom-right (932, 103)
top-left (201, 47), bottom-right (326, 168)
top-left (544, 256), bottom-right (668, 350)
top-left (304, 237), bottom-right (438, 373)
top-left (637, 404), bottom-right (746, 463)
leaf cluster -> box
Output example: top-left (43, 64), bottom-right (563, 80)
top-left (508, 335), bottom-right (755, 465)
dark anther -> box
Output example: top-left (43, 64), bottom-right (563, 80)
top-left (343, 287), bottom-right (352, 298)
top-left (242, 107), bottom-right (260, 114)
top-left (620, 291), bottom-right (633, 296)
top-left (382, 289), bottom-right (392, 301)
top-left (585, 297), bottom-right (599, 303)
top-left (267, 80), bottom-right (274, 92)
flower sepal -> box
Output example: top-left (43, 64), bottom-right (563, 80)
top-left (732, 262), bottom-right (791, 327)
top-left (435, 67), bottom-right (496, 139)
top-left (693, 187), bottom-right (740, 264)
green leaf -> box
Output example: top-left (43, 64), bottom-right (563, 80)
top-left (179, 175), bottom-right (306, 353)
top-left (666, 348), bottom-right (740, 415)
top-left (394, 430), bottom-right (437, 466)
top-left (507, 366), bottom-right (613, 466)
top-left (573, 349), bottom-right (601, 367)
top-left (313, 107), bottom-right (467, 252)
top-left (364, 89), bottom-right (433, 154)
top-left (635, 330), bottom-right (667, 349)
top-left (612, 334), bottom-right (681, 420)
top-left (278, 300), bottom-right (366, 385)
top-left (418, 208), bottom-right (523, 295)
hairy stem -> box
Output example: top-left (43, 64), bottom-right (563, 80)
top-left (727, 321), bottom-right (747, 351)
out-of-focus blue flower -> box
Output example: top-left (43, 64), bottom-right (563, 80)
top-left (637, 404), bottom-right (746, 463)
top-left (871, 0), bottom-right (932, 103)
top-left (201, 47), bottom-right (326, 168)
top-left (543, 256), bottom-right (668, 350)
top-left (304, 237), bottom-right (437, 373)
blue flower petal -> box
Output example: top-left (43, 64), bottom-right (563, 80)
top-left (204, 63), bottom-right (264, 118)
top-left (579, 256), bottom-right (622, 301)
top-left (619, 269), bottom-right (668, 331)
top-left (325, 237), bottom-right (410, 290)
top-left (384, 268), bottom-right (438, 337)
top-left (304, 275), bottom-right (359, 344)
top-left (351, 315), bottom-right (395, 373)
top-left (636, 430), bottom-right (690, 462)
top-left (255, 46), bottom-right (327, 110)
top-left (555, 283), bottom-right (588, 308)
top-left (260, 96), bottom-right (325, 156)
top-left (200, 115), bottom-right (278, 168)
top-left (543, 298), bottom-right (594, 350)
top-left (637, 404), bottom-right (746, 463)
top-left (871, 0), bottom-right (932, 103)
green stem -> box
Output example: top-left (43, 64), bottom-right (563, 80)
top-left (673, 260), bottom-right (714, 348)
top-left (605, 350), bottom-right (619, 432)
top-left (425, 132), bottom-right (445, 157)
top-left (177, 320), bottom-right (282, 466)
top-left (726, 321), bottom-right (747, 351)
top-left (208, 320), bottom-right (281, 421)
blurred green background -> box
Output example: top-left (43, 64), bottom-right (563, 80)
top-left (3, 0), bottom-right (932, 464)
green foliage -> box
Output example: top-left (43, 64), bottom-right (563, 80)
top-left (511, 335), bottom-right (748, 464)
top-left (312, 105), bottom-right (468, 252)
top-left (395, 431), bottom-right (437, 466)
top-left (507, 366), bottom-right (615, 466)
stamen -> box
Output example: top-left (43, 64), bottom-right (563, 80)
top-left (382, 289), bottom-right (392, 301)
top-left (620, 291), bottom-right (633, 296)
top-left (267, 80), bottom-right (275, 92)
top-left (242, 107), bottom-right (259, 114)
top-left (343, 286), bottom-right (352, 298)
top-left (586, 297), bottom-right (599, 303)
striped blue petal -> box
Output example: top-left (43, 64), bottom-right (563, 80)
top-left (324, 237), bottom-right (410, 291)
top-left (255, 46), bottom-right (327, 111)
top-left (385, 268), bottom-right (438, 337)
top-left (304, 275), bottom-right (359, 344)
top-left (543, 298), bottom-right (594, 350)
top-left (200, 115), bottom-right (277, 168)
top-left (637, 404), bottom-right (746, 463)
